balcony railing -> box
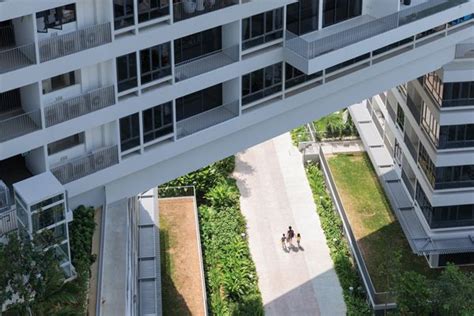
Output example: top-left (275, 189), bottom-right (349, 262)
top-left (173, 0), bottom-right (239, 22)
top-left (38, 22), bottom-right (112, 63)
top-left (0, 209), bottom-right (17, 236)
top-left (44, 85), bottom-right (115, 127)
top-left (176, 100), bottom-right (239, 138)
top-left (0, 43), bottom-right (37, 74)
top-left (175, 45), bottom-right (239, 82)
top-left (285, 0), bottom-right (468, 59)
top-left (50, 145), bottom-right (119, 184)
top-left (0, 109), bottom-right (42, 142)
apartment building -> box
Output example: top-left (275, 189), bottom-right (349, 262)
top-left (0, 0), bottom-right (472, 289)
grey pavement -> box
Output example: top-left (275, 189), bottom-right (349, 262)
top-left (234, 133), bottom-right (346, 316)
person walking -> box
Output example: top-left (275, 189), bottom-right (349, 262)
top-left (296, 233), bottom-right (301, 247)
top-left (287, 226), bottom-right (295, 246)
top-left (281, 233), bottom-right (287, 251)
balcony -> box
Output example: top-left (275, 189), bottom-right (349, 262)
top-left (173, 0), bottom-right (239, 23)
top-left (176, 100), bottom-right (238, 138)
top-left (38, 22), bottom-right (111, 63)
top-left (285, 0), bottom-right (470, 73)
top-left (44, 85), bottom-right (115, 127)
top-left (0, 25), bottom-right (36, 74)
top-left (50, 145), bottom-right (119, 184)
top-left (175, 45), bottom-right (239, 82)
top-left (0, 109), bottom-right (42, 142)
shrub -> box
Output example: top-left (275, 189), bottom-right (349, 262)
top-left (162, 156), bottom-right (263, 315)
top-left (305, 163), bottom-right (371, 315)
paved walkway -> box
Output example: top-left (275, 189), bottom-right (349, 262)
top-left (234, 133), bottom-right (346, 316)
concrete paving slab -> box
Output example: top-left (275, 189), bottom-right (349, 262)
top-left (234, 133), bottom-right (346, 316)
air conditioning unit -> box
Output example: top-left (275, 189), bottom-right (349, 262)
top-left (0, 181), bottom-right (11, 213)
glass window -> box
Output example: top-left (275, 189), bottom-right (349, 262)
top-left (175, 84), bottom-right (223, 121)
top-left (323, 0), bottom-right (362, 27)
top-left (174, 27), bottom-right (222, 64)
top-left (138, 0), bottom-right (169, 23)
top-left (114, 0), bottom-right (135, 30)
top-left (285, 63), bottom-right (321, 89)
top-left (287, 0), bottom-right (319, 35)
top-left (120, 113), bottom-right (140, 151)
top-left (396, 104), bottom-right (405, 131)
top-left (47, 132), bottom-right (85, 155)
top-left (143, 102), bottom-right (173, 143)
top-left (140, 42), bottom-right (171, 84)
top-left (242, 63), bottom-right (282, 105)
top-left (32, 204), bottom-right (65, 231)
top-left (36, 3), bottom-right (77, 33)
top-left (242, 9), bottom-right (283, 50)
top-left (116, 52), bottom-right (137, 92)
top-left (31, 194), bottom-right (64, 212)
top-left (42, 71), bottom-right (78, 94)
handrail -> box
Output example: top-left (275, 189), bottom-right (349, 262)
top-left (286, 0), bottom-right (469, 59)
top-left (0, 42), bottom-right (37, 74)
top-left (0, 109), bottom-right (42, 142)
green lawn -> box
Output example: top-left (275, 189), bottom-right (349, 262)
top-left (327, 153), bottom-right (436, 293)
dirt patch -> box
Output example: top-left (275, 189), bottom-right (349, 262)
top-left (159, 197), bottom-right (205, 316)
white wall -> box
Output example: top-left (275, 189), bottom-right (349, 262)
top-left (12, 14), bottom-right (35, 45)
top-left (363, 0), bottom-right (399, 18)
top-left (24, 146), bottom-right (46, 175)
top-left (19, 83), bottom-right (41, 113)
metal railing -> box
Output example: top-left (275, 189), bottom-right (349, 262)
top-left (318, 146), bottom-right (395, 308)
top-left (44, 85), bottom-right (115, 127)
top-left (176, 100), bottom-right (239, 139)
top-left (39, 22), bottom-right (112, 62)
top-left (0, 209), bottom-right (17, 236)
top-left (0, 42), bottom-right (37, 74)
top-left (286, 0), bottom-right (468, 59)
top-left (0, 109), bottom-right (42, 142)
top-left (173, 0), bottom-right (239, 22)
top-left (175, 45), bottom-right (239, 82)
top-left (50, 145), bottom-right (119, 184)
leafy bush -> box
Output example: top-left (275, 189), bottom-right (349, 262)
top-left (305, 163), bottom-right (371, 315)
top-left (162, 156), bottom-right (263, 315)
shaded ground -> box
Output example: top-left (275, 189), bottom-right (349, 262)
top-left (328, 152), bottom-right (436, 292)
top-left (87, 207), bottom-right (102, 316)
top-left (159, 197), bottom-right (205, 316)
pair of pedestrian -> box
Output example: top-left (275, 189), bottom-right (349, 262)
top-left (281, 226), bottom-right (301, 250)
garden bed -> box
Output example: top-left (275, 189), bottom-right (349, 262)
top-left (326, 152), bottom-right (436, 292)
top-left (159, 196), bottom-right (206, 316)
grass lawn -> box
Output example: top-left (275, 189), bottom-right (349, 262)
top-left (313, 111), bottom-right (344, 134)
top-left (160, 198), bottom-right (205, 316)
top-left (327, 152), bottom-right (437, 292)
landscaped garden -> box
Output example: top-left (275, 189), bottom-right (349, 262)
top-left (161, 156), bottom-right (263, 315)
top-left (327, 152), bottom-right (436, 292)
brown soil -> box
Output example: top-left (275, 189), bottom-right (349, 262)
top-left (159, 197), bottom-right (205, 316)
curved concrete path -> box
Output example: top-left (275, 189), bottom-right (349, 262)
top-left (234, 133), bottom-right (346, 316)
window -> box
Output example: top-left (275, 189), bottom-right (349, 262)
top-left (435, 165), bottom-right (474, 189)
top-left (32, 204), bottom-right (65, 231)
top-left (418, 144), bottom-right (436, 188)
top-left (138, 0), bottom-right (169, 23)
top-left (31, 194), bottom-right (64, 212)
top-left (323, 0), bottom-right (362, 27)
top-left (442, 81), bottom-right (474, 107)
top-left (176, 84), bottom-right (223, 121)
top-left (242, 63), bottom-right (282, 105)
top-left (120, 113), bottom-right (140, 151)
top-left (396, 104), bottom-right (405, 131)
top-left (416, 184), bottom-right (474, 228)
top-left (140, 43), bottom-right (171, 84)
top-left (47, 133), bottom-right (85, 155)
top-left (421, 103), bottom-right (439, 146)
top-left (143, 102), bottom-right (173, 143)
top-left (242, 9), bottom-right (283, 50)
top-left (116, 52), bottom-right (138, 92)
top-left (114, 0), bottom-right (135, 30)
top-left (439, 124), bottom-right (474, 149)
top-left (423, 71), bottom-right (443, 106)
top-left (287, 0), bottom-right (319, 35)
top-left (36, 3), bottom-right (77, 33)
top-left (42, 71), bottom-right (78, 94)
top-left (285, 63), bottom-right (321, 89)
top-left (174, 27), bottom-right (222, 64)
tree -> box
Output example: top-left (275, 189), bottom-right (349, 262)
top-left (432, 264), bottom-right (474, 315)
top-left (0, 233), bottom-right (67, 314)
top-left (395, 271), bottom-right (432, 315)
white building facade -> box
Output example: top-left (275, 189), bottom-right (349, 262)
top-left (0, 0), bottom-right (473, 278)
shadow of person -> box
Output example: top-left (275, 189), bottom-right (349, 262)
top-left (289, 244), bottom-right (299, 252)
top-left (298, 244), bottom-right (305, 251)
